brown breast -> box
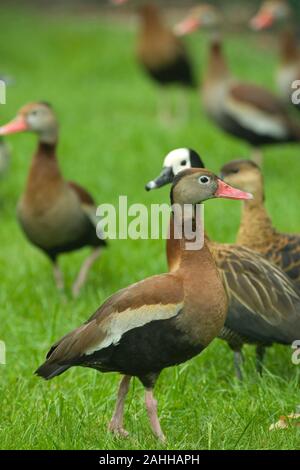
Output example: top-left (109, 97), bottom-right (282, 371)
top-left (175, 241), bottom-right (228, 347)
top-left (18, 144), bottom-right (89, 249)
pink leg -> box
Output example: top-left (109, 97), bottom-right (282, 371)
top-left (72, 247), bottom-right (102, 298)
top-left (108, 375), bottom-right (131, 438)
top-left (145, 389), bottom-right (166, 442)
top-left (53, 262), bottom-right (65, 292)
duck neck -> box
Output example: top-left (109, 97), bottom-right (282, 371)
top-left (25, 139), bottom-right (62, 193)
top-left (237, 195), bottom-right (277, 251)
top-left (167, 212), bottom-right (212, 272)
top-left (205, 40), bottom-right (230, 84)
top-left (140, 6), bottom-right (163, 33)
top-left (280, 28), bottom-right (299, 65)
top-left (173, 205), bottom-right (227, 347)
top-left (174, 205), bottom-right (214, 273)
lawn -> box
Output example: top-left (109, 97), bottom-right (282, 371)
top-left (0, 5), bottom-right (299, 450)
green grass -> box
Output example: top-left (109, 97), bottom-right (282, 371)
top-left (0, 6), bottom-right (300, 450)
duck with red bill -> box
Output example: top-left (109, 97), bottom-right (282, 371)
top-left (0, 101), bottom-right (107, 297)
top-left (145, 148), bottom-right (300, 381)
top-left (35, 164), bottom-right (255, 442)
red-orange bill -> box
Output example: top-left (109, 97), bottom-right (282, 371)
top-left (250, 12), bottom-right (274, 30)
top-left (111, 0), bottom-right (128, 5)
top-left (0, 118), bottom-right (28, 136)
top-left (215, 179), bottom-right (253, 200)
top-left (174, 18), bottom-right (200, 36)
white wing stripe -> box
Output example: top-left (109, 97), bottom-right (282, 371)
top-left (225, 97), bottom-right (288, 138)
top-left (85, 302), bottom-right (183, 355)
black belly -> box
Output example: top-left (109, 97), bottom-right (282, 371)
top-left (143, 56), bottom-right (195, 88)
top-left (78, 317), bottom-right (204, 388)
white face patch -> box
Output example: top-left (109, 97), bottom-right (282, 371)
top-left (163, 148), bottom-right (191, 176)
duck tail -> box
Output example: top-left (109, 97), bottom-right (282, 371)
top-left (35, 362), bottom-right (70, 380)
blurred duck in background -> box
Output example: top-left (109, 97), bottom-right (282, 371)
top-left (174, 3), bottom-right (222, 37)
top-left (112, 1), bottom-right (196, 120)
top-left (220, 159), bottom-right (300, 287)
top-left (202, 39), bottom-right (300, 166)
top-left (35, 168), bottom-right (252, 441)
top-left (251, 0), bottom-right (300, 112)
top-left (175, 6), bottom-right (300, 166)
top-left (146, 148), bottom-right (300, 379)
top-left (0, 102), bottom-right (107, 297)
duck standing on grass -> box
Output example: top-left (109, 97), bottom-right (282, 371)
top-left (136, 4), bottom-right (195, 89)
top-left (0, 102), bottom-right (107, 297)
top-left (112, 1), bottom-right (196, 120)
top-left (146, 148), bottom-right (300, 379)
top-left (35, 168), bottom-right (252, 441)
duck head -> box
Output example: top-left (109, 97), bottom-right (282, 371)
top-left (174, 4), bottom-right (222, 36)
top-left (171, 168), bottom-right (253, 206)
top-left (146, 148), bottom-right (253, 202)
top-left (220, 159), bottom-right (264, 202)
top-left (145, 148), bottom-right (205, 191)
top-left (0, 102), bottom-right (58, 144)
top-left (250, 0), bottom-right (291, 30)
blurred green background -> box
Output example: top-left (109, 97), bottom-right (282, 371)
top-left (0, 0), bottom-right (299, 450)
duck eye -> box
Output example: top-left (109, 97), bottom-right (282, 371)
top-left (181, 160), bottom-right (187, 165)
top-left (31, 110), bottom-right (38, 116)
top-left (232, 169), bottom-right (239, 174)
top-left (199, 175), bottom-right (210, 184)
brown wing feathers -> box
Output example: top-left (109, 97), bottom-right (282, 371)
top-left (226, 83), bottom-right (300, 142)
top-left (210, 243), bottom-right (300, 325)
top-left (36, 274), bottom-right (184, 380)
top-left (205, 40), bottom-right (300, 144)
top-left (230, 83), bottom-right (288, 115)
top-left (68, 181), bottom-right (95, 205)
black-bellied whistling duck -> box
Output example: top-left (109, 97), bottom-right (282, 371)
top-left (175, 7), bottom-right (300, 166)
top-left (113, 1), bottom-right (195, 119)
top-left (146, 148), bottom-right (300, 378)
top-left (0, 102), bottom-right (106, 297)
top-left (220, 159), bottom-right (300, 287)
top-left (204, 39), bottom-right (300, 165)
top-left (251, 0), bottom-right (300, 111)
top-left (35, 168), bottom-right (251, 441)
